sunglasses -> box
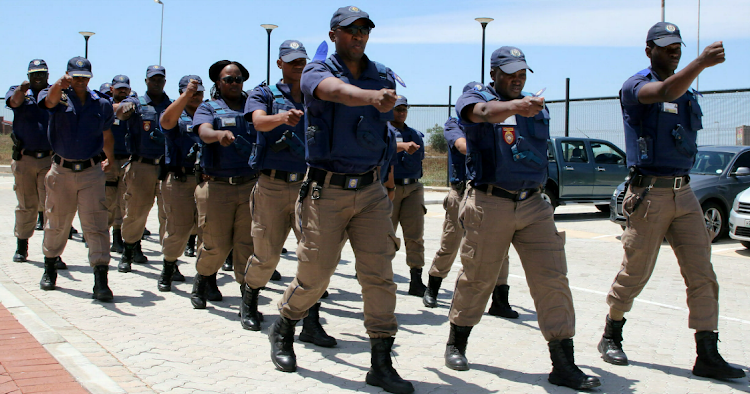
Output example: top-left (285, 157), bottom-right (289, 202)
top-left (337, 25), bottom-right (372, 36)
top-left (220, 76), bottom-right (243, 84)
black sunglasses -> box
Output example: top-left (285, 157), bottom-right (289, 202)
top-left (337, 25), bottom-right (371, 36)
top-left (220, 76), bottom-right (243, 84)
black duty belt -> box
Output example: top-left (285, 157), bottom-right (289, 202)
top-left (472, 183), bottom-right (537, 201)
top-left (114, 154), bottom-right (130, 160)
top-left (22, 150), bottom-right (53, 159)
top-left (632, 175), bottom-right (690, 189)
top-left (262, 169), bottom-right (304, 183)
top-left (206, 173), bottom-right (259, 185)
top-left (395, 178), bottom-right (419, 186)
top-left (53, 154), bottom-right (103, 172)
top-left (130, 154), bottom-right (162, 166)
top-left (308, 167), bottom-right (376, 190)
top-left (169, 166), bottom-right (196, 176)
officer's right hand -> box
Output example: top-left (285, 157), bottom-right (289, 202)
top-left (19, 81), bottom-right (30, 92)
top-left (121, 102), bottom-right (136, 115)
top-left (58, 75), bottom-right (73, 89)
top-left (184, 80), bottom-right (199, 97)
top-left (281, 109), bottom-right (304, 127)
top-left (218, 130), bottom-right (235, 146)
top-left (697, 41), bottom-right (725, 68)
top-left (372, 89), bottom-right (398, 113)
top-left (403, 141), bottom-right (420, 155)
top-left (512, 96), bottom-right (544, 118)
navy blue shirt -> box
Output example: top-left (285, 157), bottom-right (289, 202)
top-left (193, 97), bottom-right (257, 177)
top-left (163, 110), bottom-right (200, 169)
top-left (388, 122), bottom-right (424, 180)
top-left (5, 86), bottom-right (51, 151)
top-left (110, 101), bottom-right (129, 156)
top-left (443, 117), bottom-right (467, 183)
top-left (38, 87), bottom-right (114, 160)
top-left (244, 82), bottom-right (307, 173)
top-left (122, 92), bottom-right (171, 159)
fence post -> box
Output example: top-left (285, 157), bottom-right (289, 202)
top-left (565, 78), bottom-right (570, 137)
top-left (446, 85), bottom-right (452, 186)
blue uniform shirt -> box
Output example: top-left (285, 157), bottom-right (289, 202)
top-left (122, 92), bottom-right (171, 159)
top-left (301, 53), bottom-right (396, 174)
top-left (244, 82), bottom-right (307, 173)
top-left (38, 87), bottom-right (114, 160)
top-left (5, 86), bottom-right (51, 151)
top-left (443, 117), bottom-right (467, 183)
top-left (163, 110), bottom-right (200, 169)
top-left (388, 122), bottom-right (425, 180)
top-left (456, 84), bottom-right (550, 191)
top-left (110, 101), bottom-right (129, 156)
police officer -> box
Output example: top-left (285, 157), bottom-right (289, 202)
top-left (5, 59), bottom-right (57, 266)
top-left (157, 75), bottom-right (204, 292)
top-left (598, 22), bottom-right (744, 380)
top-left (387, 95), bottom-right (428, 297)
top-left (269, 7), bottom-right (413, 394)
top-left (105, 75), bottom-right (132, 254)
top-left (98, 82), bottom-right (112, 99)
top-left (447, 47), bottom-right (599, 390)
top-left (241, 40), bottom-right (335, 347)
top-left (423, 103), bottom-right (518, 320)
top-left (190, 60), bottom-right (258, 309)
top-left (37, 57), bottom-right (115, 301)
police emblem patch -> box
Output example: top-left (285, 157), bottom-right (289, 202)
top-left (143, 121), bottom-right (151, 132)
top-left (33, 60), bottom-right (41, 66)
top-left (666, 24), bottom-right (676, 33)
top-left (510, 49), bottom-right (522, 57)
top-left (350, 6), bottom-right (360, 12)
top-left (474, 84), bottom-right (483, 91)
top-left (290, 42), bottom-right (300, 49)
top-left (391, 71), bottom-right (406, 87)
top-left (288, 173), bottom-right (298, 182)
top-left (152, 65), bottom-right (159, 69)
top-left (119, 76), bottom-right (125, 81)
top-left (503, 127), bottom-right (515, 145)
top-left (76, 60), bottom-right (84, 66)
top-left (348, 178), bottom-right (359, 188)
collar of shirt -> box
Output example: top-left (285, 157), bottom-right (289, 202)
top-left (274, 81), bottom-right (301, 105)
top-left (330, 53), bottom-right (380, 81)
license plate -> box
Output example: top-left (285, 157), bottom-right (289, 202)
top-left (745, 219), bottom-right (750, 227)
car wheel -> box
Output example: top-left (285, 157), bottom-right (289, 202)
top-left (702, 202), bottom-right (727, 242)
top-left (741, 241), bottom-right (750, 249)
top-left (540, 189), bottom-right (558, 210)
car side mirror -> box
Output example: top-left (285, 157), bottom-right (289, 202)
top-left (731, 167), bottom-right (750, 177)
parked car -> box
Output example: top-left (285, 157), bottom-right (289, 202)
top-left (610, 145), bottom-right (750, 241)
top-left (541, 137), bottom-right (629, 210)
top-left (728, 186), bottom-right (750, 248)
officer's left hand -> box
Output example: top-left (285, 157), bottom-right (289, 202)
top-left (403, 141), bottom-right (420, 155)
top-left (101, 159), bottom-right (111, 173)
top-left (282, 109), bottom-right (304, 127)
top-left (19, 81), bottom-right (30, 92)
top-left (218, 130), bottom-right (235, 146)
top-left (512, 96), bottom-right (545, 117)
top-left (371, 89), bottom-right (398, 113)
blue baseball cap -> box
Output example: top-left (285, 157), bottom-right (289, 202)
top-left (178, 75), bottom-right (205, 92)
top-left (146, 65), bottom-right (166, 78)
top-left (647, 22), bottom-right (685, 47)
top-left (463, 81), bottom-right (485, 93)
top-left (330, 6), bottom-right (375, 29)
top-left (28, 59), bottom-right (48, 73)
top-left (67, 57), bottom-right (93, 78)
top-left (99, 82), bottom-right (112, 92)
top-left (279, 40), bottom-right (309, 62)
top-left (490, 46), bottom-right (533, 74)
top-left (395, 95), bottom-right (408, 107)
top-left (112, 75), bottom-right (130, 89)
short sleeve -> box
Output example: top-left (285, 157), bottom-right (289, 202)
top-left (5, 86), bottom-right (18, 106)
top-left (101, 100), bottom-right (114, 130)
top-left (301, 62), bottom-right (334, 103)
top-left (244, 86), bottom-right (271, 120)
top-left (37, 88), bottom-right (65, 112)
top-left (192, 102), bottom-right (215, 130)
top-left (621, 74), bottom-right (650, 107)
top-left (443, 118), bottom-right (465, 149)
top-left (455, 90), bottom-right (488, 124)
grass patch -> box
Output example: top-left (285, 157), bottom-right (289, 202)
top-left (0, 134), bottom-right (13, 165)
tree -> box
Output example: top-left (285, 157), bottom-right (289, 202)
top-left (426, 123), bottom-right (448, 153)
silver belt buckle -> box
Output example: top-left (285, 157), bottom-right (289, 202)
top-left (673, 177), bottom-right (682, 190)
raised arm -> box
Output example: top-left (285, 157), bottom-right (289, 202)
top-left (314, 77), bottom-right (397, 113)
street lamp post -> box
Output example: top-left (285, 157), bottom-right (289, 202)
top-left (260, 24), bottom-right (278, 85)
top-left (475, 18), bottom-right (493, 85)
top-left (79, 31), bottom-right (95, 59)
top-left (154, 0), bottom-right (164, 65)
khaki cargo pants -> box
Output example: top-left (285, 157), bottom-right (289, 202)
top-left (391, 181), bottom-right (426, 269)
top-left (105, 157), bottom-right (128, 229)
top-left (121, 160), bottom-right (166, 244)
top-left (12, 156), bottom-right (50, 239)
top-left (160, 173), bottom-right (198, 262)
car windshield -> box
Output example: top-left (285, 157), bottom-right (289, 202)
top-left (691, 151), bottom-right (734, 175)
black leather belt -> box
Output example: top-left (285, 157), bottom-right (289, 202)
top-left (472, 183), bottom-right (537, 201)
top-left (308, 167), bottom-right (376, 190)
top-left (207, 173), bottom-right (259, 185)
top-left (130, 154), bottom-right (162, 165)
top-left (395, 178), bottom-right (419, 186)
top-left (632, 175), bottom-right (690, 189)
top-left (262, 169), bottom-right (304, 183)
top-left (169, 166), bottom-right (196, 176)
top-left (23, 150), bottom-right (52, 159)
top-left (114, 154), bottom-right (130, 160)
top-left (53, 154), bottom-right (103, 172)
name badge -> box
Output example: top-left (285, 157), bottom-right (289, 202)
top-left (113, 119), bottom-right (120, 126)
top-left (663, 102), bottom-right (678, 114)
top-left (501, 115), bottom-right (517, 125)
top-left (396, 137), bottom-right (404, 143)
top-left (221, 117), bottom-right (236, 127)
top-left (278, 109), bottom-right (288, 114)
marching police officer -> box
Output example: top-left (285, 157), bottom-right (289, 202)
top-left (37, 57), bottom-right (115, 301)
top-left (115, 65), bottom-right (171, 272)
top-left (387, 95), bottom-right (428, 297)
top-left (448, 47), bottom-right (599, 390)
top-left (598, 22), bottom-right (744, 380)
top-left (98, 82), bottom-right (112, 99)
top-left (157, 75), bottom-right (205, 292)
top-left (241, 40), bottom-right (335, 346)
top-left (269, 7), bottom-right (413, 394)
top-left (190, 60), bottom-right (258, 308)
top-left (105, 75), bottom-right (132, 254)
top-left (5, 59), bottom-right (56, 265)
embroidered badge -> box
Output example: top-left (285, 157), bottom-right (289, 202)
top-left (474, 84), bottom-right (483, 91)
top-left (288, 173), bottom-right (298, 182)
top-left (33, 60), bottom-right (41, 66)
top-left (510, 49), bottom-right (522, 57)
top-left (290, 41), bottom-right (300, 49)
top-left (348, 178), bottom-right (359, 188)
top-left (119, 76), bottom-right (125, 81)
top-left (76, 60), bottom-right (84, 67)
top-left (503, 127), bottom-right (516, 145)
top-left (349, 6), bottom-right (360, 12)
top-left (666, 24), bottom-right (676, 33)
top-left (143, 121), bottom-right (151, 132)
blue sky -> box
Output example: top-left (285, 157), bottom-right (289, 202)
top-left (2, 0), bottom-right (748, 105)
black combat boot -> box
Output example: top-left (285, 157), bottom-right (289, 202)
top-left (110, 228), bottom-right (124, 254)
top-left (222, 251), bottom-right (233, 271)
top-left (55, 256), bottom-right (67, 270)
top-left (133, 240), bottom-right (148, 264)
top-left (268, 316), bottom-right (299, 372)
top-left (92, 265), bottom-right (114, 302)
top-left (407, 268), bottom-right (426, 297)
top-left (206, 273), bottom-right (222, 301)
top-left (281, 247), bottom-right (288, 254)
top-left (270, 270), bottom-right (282, 281)
top-left (172, 262), bottom-right (185, 282)
top-left (68, 226), bottom-right (77, 239)
top-left (299, 302), bottom-right (337, 347)
top-left (548, 339), bottom-right (601, 390)
top-left (366, 337), bottom-right (415, 394)
top-left (40, 257), bottom-right (58, 291)
top-left (191, 274), bottom-right (208, 309)
top-left (692, 331), bottom-right (746, 379)
top-left (118, 242), bottom-right (135, 273)
top-left (240, 284), bottom-right (263, 331)
top-left (142, 228), bottom-right (151, 239)
top-left (36, 212), bottom-right (44, 230)
top-left (184, 234), bottom-right (196, 257)
top-left (488, 285), bottom-right (519, 318)
top-left (444, 323), bottom-right (472, 371)
top-left (422, 275), bottom-right (442, 308)
top-left (158, 260), bottom-right (176, 292)
top-left (598, 315), bottom-right (628, 365)
top-left (13, 238), bottom-right (28, 262)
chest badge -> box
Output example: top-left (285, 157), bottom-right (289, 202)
top-left (143, 121), bottom-right (151, 132)
top-left (503, 127), bottom-right (516, 145)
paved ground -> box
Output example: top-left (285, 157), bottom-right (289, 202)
top-left (0, 174), bottom-right (749, 393)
